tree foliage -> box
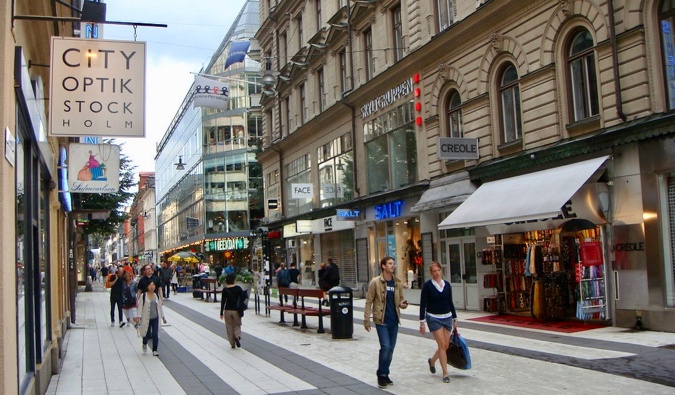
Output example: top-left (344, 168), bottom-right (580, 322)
top-left (80, 140), bottom-right (136, 237)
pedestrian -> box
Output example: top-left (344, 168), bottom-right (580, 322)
top-left (109, 268), bottom-right (125, 327)
top-left (219, 273), bottom-right (245, 349)
top-left (136, 281), bottom-right (167, 356)
top-left (137, 264), bottom-right (163, 302)
top-left (364, 256), bottom-right (409, 389)
top-left (318, 262), bottom-right (329, 306)
top-left (171, 268), bottom-right (178, 294)
top-left (122, 261), bottom-right (134, 276)
top-left (89, 266), bottom-right (96, 283)
top-left (160, 261), bottom-right (175, 300)
top-left (322, 257), bottom-right (340, 289)
top-left (276, 263), bottom-right (291, 303)
top-left (122, 270), bottom-right (139, 328)
top-left (419, 261), bottom-right (458, 383)
top-left (224, 262), bottom-right (235, 275)
top-left (214, 264), bottom-right (224, 284)
top-left (288, 263), bottom-right (301, 285)
top-left (100, 265), bottom-right (109, 283)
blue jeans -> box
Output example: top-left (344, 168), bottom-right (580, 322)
top-left (143, 317), bottom-right (159, 352)
top-left (375, 322), bottom-right (399, 377)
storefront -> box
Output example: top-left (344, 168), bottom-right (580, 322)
top-left (283, 222), bottom-right (314, 285)
top-left (204, 236), bottom-right (251, 267)
top-left (310, 215), bottom-right (357, 287)
top-left (439, 156), bottom-right (611, 321)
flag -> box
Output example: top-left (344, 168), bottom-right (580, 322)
top-left (193, 75), bottom-right (230, 110)
top-left (224, 41), bottom-right (250, 70)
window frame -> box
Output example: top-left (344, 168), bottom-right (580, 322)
top-left (316, 0), bottom-right (322, 32)
top-left (446, 89), bottom-right (463, 138)
top-left (567, 29), bottom-right (599, 122)
top-left (364, 28), bottom-right (374, 81)
top-left (339, 49), bottom-right (348, 93)
top-left (498, 63), bottom-right (522, 145)
top-left (317, 68), bottom-right (325, 112)
top-left (299, 83), bottom-right (306, 125)
top-left (392, 5), bottom-right (403, 62)
top-left (437, 0), bottom-right (454, 32)
top-left (659, 1), bottom-right (675, 110)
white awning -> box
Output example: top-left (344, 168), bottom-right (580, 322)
top-left (411, 171), bottom-right (477, 213)
top-left (438, 156), bottom-right (609, 230)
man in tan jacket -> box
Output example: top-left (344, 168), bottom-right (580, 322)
top-left (364, 256), bottom-right (408, 389)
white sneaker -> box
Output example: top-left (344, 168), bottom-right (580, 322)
top-left (142, 344), bottom-right (147, 353)
top-left (152, 351), bottom-right (159, 356)
top-left (111, 322), bottom-right (115, 327)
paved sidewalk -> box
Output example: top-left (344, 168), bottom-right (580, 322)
top-left (47, 282), bottom-right (675, 394)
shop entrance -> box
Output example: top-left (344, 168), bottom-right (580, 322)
top-left (446, 238), bottom-right (478, 310)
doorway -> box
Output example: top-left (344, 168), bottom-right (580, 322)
top-left (444, 238), bottom-right (478, 310)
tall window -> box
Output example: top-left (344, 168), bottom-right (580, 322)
top-left (285, 154), bottom-right (313, 217)
top-left (447, 90), bottom-right (462, 137)
top-left (364, 28), bottom-right (374, 81)
top-left (339, 49), bottom-right (348, 93)
top-left (438, 0), bottom-right (454, 31)
top-left (280, 33), bottom-right (288, 65)
top-left (265, 49), bottom-right (272, 71)
top-left (393, 5), bottom-right (404, 61)
top-left (284, 96), bottom-right (291, 134)
top-left (318, 68), bottom-right (325, 111)
top-left (659, 1), bottom-right (675, 109)
top-left (299, 83), bottom-right (306, 125)
top-left (318, 134), bottom-right (354, 207)
top-left (569, 30), bottom-right (599, 121)
top-left (364, 101), bottom-right (417, 194)
top-left (499, 63), bottom-right (522, 143)
top-left (316, 0), bottom-right (322, 31)
top-left (297, 16), bottom-right (303, 49)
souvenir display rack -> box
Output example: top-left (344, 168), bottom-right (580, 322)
top-left (503, 243), bottom-right (531, 312)
top-left (482, 238), bottom-right (505, 313)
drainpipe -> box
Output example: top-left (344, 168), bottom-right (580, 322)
top-left (607, 0), bottom-right (627, 122)
top-left (339, 100), bottom-right (360, 196)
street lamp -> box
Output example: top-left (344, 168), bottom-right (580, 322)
top-left (175, 156), bottom-right (186, 170)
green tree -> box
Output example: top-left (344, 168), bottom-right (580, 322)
top-left (80, 140), bottom-right (136, 238)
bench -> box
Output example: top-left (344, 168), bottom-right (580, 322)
top-left (197, 278), bottom-right (219, 302)
top-left (289, 289), bottom-right (329, 333)
top-left (268, 288), bottom-right (298, 323)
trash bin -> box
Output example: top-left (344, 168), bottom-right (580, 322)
top-left (329, 286), bottom-right (353, 339)
top-left (192, 274), bottom-right (206, 298)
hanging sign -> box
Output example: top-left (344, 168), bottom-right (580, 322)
top-left (49, 37), bottom-right (146, 137)
top-left (67, 143), bottom-right (120, 193)
top-left (205, 237), bottom-right (250, 251)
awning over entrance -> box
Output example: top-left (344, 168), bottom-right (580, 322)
top-left (438, 156), bottom-right (609, 230)
top-left (411, 171), bottom-right (476, 213)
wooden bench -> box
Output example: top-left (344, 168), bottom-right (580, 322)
top-left (288, 289), bottom-right (329, 333)
top-left (198, 278), bottom-right (219, 302)
top-left (268, 288), bottom-right (298, 323)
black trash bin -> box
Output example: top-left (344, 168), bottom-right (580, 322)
top-left (329, 286), bottom-right (353, 339)
top-left (192, 274), bottom-right (206, 298)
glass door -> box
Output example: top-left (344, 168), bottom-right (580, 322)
top-left (445, 238), bottom-right (478, 310)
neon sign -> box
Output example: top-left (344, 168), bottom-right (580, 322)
top-left (375, 201), bottom-right (403, 220)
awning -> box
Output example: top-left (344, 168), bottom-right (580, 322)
top-left (411, 171), bottom-right (477, 213)
top-left (438, 156), bottom-right (609, 230)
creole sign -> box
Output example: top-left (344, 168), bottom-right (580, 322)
top-left (49, 38), bottom-right (146, 137)
top-left (436, 137), bottom-right (479, 160)
top-left (205, 238), bottom-right (250, 252)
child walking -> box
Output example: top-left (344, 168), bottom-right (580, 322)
top-left (136, 281), bottom-right (167, 356)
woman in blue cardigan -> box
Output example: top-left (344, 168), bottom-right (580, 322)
top-left (419, 261), bottom-right (458, 383)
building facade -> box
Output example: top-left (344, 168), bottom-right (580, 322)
top-left (256, 0), bottom-right (675, 330)
top-left (155, 0), bottom-right (264, 267)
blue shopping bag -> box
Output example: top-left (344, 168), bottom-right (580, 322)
top-left (447, 329), bottom-right (472, 370)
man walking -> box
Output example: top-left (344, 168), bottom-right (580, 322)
top-left (160, 262), bottom-right (175, 299)
top-left (364, 256), bottom-right (408, 389)
top-left (137, 264), bottom-right (163, 302)
top-left (109, 267), bottom-right (125, 327)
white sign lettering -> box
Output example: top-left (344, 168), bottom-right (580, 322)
top-left (360, 78), bottom-right (413, 118)
top-left (292, 183), bottom-right (313, 199)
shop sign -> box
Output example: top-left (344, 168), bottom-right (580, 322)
top-left (68, 143), bottom-right (120, 193)
top-left (296, 220), bottom-right (312, 233)
top-left (437, 137), bottom-right (479, 160)
top-left (49, 38), bottom-right (146, 137)
top-left (375, 200), bottom-right (403, 220)
top-left (311, 216), bottom-right (355, 233)
top-left (336, 209), bottom-right (362, 221)
top-left (284, 223), bottom-right (309, 238)
top-left (267, 198), bottom-right (279, 210)
top-left (613, 224), bottom-right (647, 271)
top-left (360, 78), bottom-right (413, 119)
top-left (205, 237), bottom-right (250, 251)
top-left (323, 183), bottom-right (344, 198)
top-left (292, 183), bottom-right (313, 198)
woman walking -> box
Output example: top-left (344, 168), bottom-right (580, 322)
top-left (122, 271), bottom-right (139, 328)
top-left (219, 273), bottom-right (245, 349)
top-left (136, 281), bottom-right (167, 356)
top-left (419, 261), bottom-right (458, 383)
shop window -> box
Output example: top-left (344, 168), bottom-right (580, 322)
top-left (318, 134), bottom-right (354, 207)
top-left (15, 131), bottom-right (30, 385)
top-left (568, 29), bottom-right (599, 122)
top-left (664, 172), bottom-right (675, 306)
top-left (446, 89), bottom-right (463, 138)
top-left (285, 154), bottom-right (313, 217)
top-left (364, 101), bottom-right (417, 194)
top-left (437, 0), bottom-right (454, 32)
top-left (660, 0), bottom-right (675, 110)
top-left (499, 63), bottom-right (522, 144)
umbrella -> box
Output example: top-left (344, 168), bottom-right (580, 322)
top-left (168, 251), bottom-right (198, 262)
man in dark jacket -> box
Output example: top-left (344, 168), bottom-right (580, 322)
top-left (109, 268), bottom-right (125, 327)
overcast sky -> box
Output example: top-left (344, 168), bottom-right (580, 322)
top-left (102, 0), bottom-right (248, 181)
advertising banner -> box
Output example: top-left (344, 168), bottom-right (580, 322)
top-left (68, 143), bottom-right (120, 193)
top-left (49, 38), bottom-right (146, 137)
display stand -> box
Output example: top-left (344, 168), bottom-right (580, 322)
top-left (577, 238), bottom-right (606, 320)
top-left (482, 236), bottom-right (505, 313)
top-left (503, 242), bottom-right (531, 312)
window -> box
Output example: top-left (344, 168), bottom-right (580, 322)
top-left (393, 5), bottom-right (404, 61)
top-left (568, 30), bottom-right (599, 121)
top-left (660, 171), bottom-right (675, 306)
top-left (280, 33), bottom-right (288, 66)
top-left (265, 49), bottom-right (272, 71)
top-left (447, 90), bottom-right (462, 137)
top-left (438, 0), bottom-right (454, 31)
top-left (317, 68), bottom-right (325, 112)
top-left (284, 96), bottom-right (291, 134)
top-left (364, 28), bottom-right (374, 81)
top-left (316, 0), bottom-right (322, 31)
top-left (499, 63), bottom-right (522, 143)
top-left (299, 83), bottom-right (306, 125)
top-left (339, 49), bottom-right (348, 92)
top-left (660, 0), bottom-right (675, 109)
top-left (297, 16), bottom-right (303, 49)
top-left (364, 101), bottom-right (417, 194)
top-left (318, 134), bottom-right (354, 207)
top-left (285, 155), bottom-right (313, 216)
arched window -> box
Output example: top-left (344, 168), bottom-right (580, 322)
top-left (499, 63), bottom-right (522, 143)
top-left (568, 29), bottom-right (599, 121)
top-left (447, 90), bottom-right (462, 138)
top-left (660, 0), bottom-right (675, 109)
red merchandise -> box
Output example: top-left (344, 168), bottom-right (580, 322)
top-left (575, 264), bottom-right (582, 283)
top-left (579, 241), bottom-right (603, 266)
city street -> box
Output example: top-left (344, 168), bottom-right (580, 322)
top-left (47, 283), bottom-right (675, 395)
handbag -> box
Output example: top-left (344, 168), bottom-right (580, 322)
top-left (446, 329), bottom-right (472, 370)
top-left (105, 274), bottom-right (114, 289)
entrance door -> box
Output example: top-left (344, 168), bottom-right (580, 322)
top-left (446, 239), bottom-right (478, 310)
